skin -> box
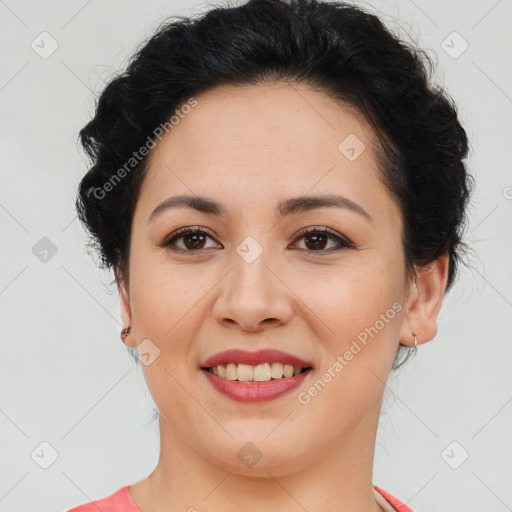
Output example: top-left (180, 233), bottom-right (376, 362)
top-left (118, 81), bottom-right (449, 512)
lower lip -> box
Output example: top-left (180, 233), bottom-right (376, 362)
top-left (202, 368), bottom-right (312, 402)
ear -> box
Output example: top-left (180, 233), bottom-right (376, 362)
top-left (399, 252), bottom-right (450, 346)
top-left (117, 272), bottom-right (136, 348)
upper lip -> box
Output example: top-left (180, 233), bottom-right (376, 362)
top-left (201, 349), bottom-right (313, 369)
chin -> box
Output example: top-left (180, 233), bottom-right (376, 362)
top-left (198, 430), bottom-right (313, 476)
top-left (210, 449), bottom-right (311, 477)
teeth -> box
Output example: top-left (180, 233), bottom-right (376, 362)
top-left (226, 363), bottom-right (237, 380)
top-left (253, 363), bottom-right (271, 382)
top-left (208, 362), bottom-right (307, 382)
top-left (270, 362), bottom-right (284, 379)
top-left (237, 363), bottom-right (254, 382)
top-left (283, 364), bottom-right (294, 378)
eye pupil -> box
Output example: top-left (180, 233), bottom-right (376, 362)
top-left (185, 234), bottom-right (206, 250)
top-left (163, 226), bottom-right (352, 255)
top-left (305, 234), bottom-right (327, 250)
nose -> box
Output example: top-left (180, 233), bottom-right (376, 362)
top-left (212, 243), bottom-right (294, 332)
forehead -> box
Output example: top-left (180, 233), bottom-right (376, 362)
top-left (137, 81), bottom-right (398, 227)
top-left (151, 81), bottom-right (376, 162)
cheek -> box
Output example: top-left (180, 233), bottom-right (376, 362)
top-left (128, 263), bottom-right (205, 413)
top-left (298, 266), bottom-right (402, 430)
top-left (300, 261), bottom-right (404, 397)
top-left (129, 243), bottom-right (208, 331)
top-left (299, 259), bottom-right (402, 332)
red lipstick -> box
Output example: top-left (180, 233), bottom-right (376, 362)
top-left (201, 349), bottom-right (313, 369)
top-left (202, 369), bottom-right (312, 402)
top-left (200, 349), bottom-right (313, 402)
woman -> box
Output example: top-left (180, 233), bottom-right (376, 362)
top-left (66, 0), bottom-right (473, 511)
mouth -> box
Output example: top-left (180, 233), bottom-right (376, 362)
top-left (200, 350), bottom-right (314, 402)
top-left (201, 362), bottom-right (313, 382)
top-left (200, 348), bottom-right (314, 381)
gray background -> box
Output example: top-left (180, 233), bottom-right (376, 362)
top-left (1, 1), bottom-right (511, 511)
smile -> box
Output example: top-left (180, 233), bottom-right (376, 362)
top-left (206, 362), bottom-right (311, 382)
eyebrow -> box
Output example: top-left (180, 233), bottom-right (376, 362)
top-left (148, 194), bottom-right (373, 225)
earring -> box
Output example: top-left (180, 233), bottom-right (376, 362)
top-left (121, 325), bottom-right (131, 342)
top-left (394, 334), bottom-right (418, 369)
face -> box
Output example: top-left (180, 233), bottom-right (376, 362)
top-left (120, 81), bottom-right (415, 476)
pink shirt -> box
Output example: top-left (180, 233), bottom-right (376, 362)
top-left (65, 484), bottom-right (416, 512)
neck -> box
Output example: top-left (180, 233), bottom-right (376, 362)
top-left (130, 398), bottom-right (385, 512)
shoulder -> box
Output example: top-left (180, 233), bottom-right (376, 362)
top-left (374, 484), bottom-right (418, 512)
top-left (65, 485), bottom-right (141, 512)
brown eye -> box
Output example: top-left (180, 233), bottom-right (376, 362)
top-left (160, 225), bottom-right (354, 256)
top-left (292, 227), bottom-right (354, 253)
top-left (182, 232), bottom-right (207, 250)
top-left (303, 232), bottom-right (329, 251)
top-left (160, 227), bottom-right (219, 254)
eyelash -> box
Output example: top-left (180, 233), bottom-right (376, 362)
top-left (160, 226), bottom-right (355, 255)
